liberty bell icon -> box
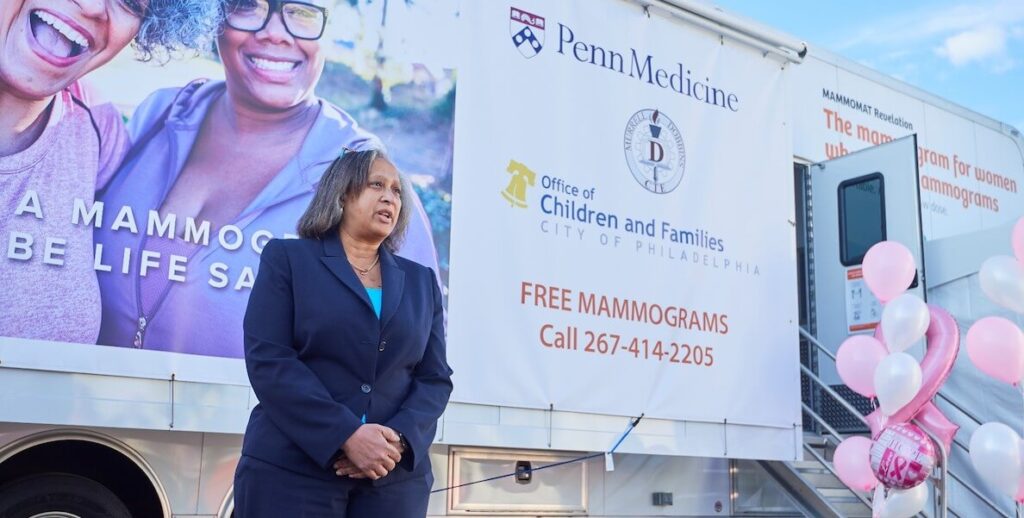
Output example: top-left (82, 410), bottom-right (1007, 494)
top-left (502, 159), bottom-right (536, 208)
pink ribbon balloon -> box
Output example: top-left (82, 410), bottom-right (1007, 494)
top-left (908, 402), bottom-right (959, 455)
top-left (868, 305), bottom-right (960, 454)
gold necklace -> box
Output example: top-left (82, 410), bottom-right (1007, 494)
top-left (352, 254), bottom-right (380, 276)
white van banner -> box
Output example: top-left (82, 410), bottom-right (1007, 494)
top-left (447, 0), bottom-right (801, 432)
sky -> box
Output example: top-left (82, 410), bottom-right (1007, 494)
top-left (707, 0), bottom-right (1024, 132)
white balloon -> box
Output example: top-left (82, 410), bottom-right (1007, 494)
top-left (969, 422), bottom-right (1022, 496)
top-left (874, 352), bottom-right (922, 415)
top-left (879, 484), bottom-right (929, 518)
top-left (979, 255), bottom-right (1024, 313)
top-left (881, 293), bottom-right (929, 353)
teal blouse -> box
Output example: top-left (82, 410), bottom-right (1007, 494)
top-left (365, 287), bottom-right (382, 318)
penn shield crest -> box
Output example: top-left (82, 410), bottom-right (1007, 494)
top-left (510, 7), bottom-right (545, 58)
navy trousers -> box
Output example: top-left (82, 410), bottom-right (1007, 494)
top-left (234, 455), bottom-right (432, 518)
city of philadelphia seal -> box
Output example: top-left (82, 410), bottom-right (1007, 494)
top-left (623, 109), bottom-right (686, 194)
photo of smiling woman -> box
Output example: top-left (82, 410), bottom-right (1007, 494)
top-left (0, 0), bottom-right (219, 343)
top-left (95, 0), bottom-right (441, 357)
top-left (235, 148), bottom-right (451, 516)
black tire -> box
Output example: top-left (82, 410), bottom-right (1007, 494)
top-left (0, 473), bottom-right (131, 518)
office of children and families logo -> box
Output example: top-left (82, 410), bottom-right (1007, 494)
top-left (501, 159), bottom-right (537, 208)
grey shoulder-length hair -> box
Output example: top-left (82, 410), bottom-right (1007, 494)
top-left (297, 149), bottom-right (411, 253)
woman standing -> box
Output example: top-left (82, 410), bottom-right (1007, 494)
top-left (235, 149), bottom-right (452, 516)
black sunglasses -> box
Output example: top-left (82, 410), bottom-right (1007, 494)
top-left (226, 0), bottom-right (329, 41)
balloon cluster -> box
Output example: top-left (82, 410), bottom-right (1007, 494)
top-left (965, 218), bottom-right (1024, 503)
top-left (833, 241), bottom-right (960, 518)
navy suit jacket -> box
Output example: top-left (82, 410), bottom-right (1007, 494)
top-left (240, 237), bottom-right (453, 486)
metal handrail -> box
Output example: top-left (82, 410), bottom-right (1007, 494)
top-left (917, 423), bottom-right (949, 518)
top-left (800, 327), bottom-right (975, 458)
top-left (936, 391), bottom-right (983, 426)
top-left (800, 368), bottom-right (938, 517)
top-left (944, 464), bottom-right (1011, 518)
top-left (800, 364), bottom-right (869, 425)
top-left (799, 403), bottom-right (874, 512)
top-left (800, 327), bottom-right (837, 361)
top-left (799, 327), bottom-right (989, 429)
top-left (798, 446), bottom-right (858, 516)
top-left (799, 326), bottom-right (1011, 518)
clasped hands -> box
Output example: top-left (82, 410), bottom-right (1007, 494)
top-left (334, 424), bottom-right (404, 480)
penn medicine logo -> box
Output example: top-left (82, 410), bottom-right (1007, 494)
top-left (624, 109), bottom-right (686, 194)
top-left (510, 7), bottom-right (544, 58)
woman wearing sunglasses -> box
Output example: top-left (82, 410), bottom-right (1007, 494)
top-left (94, 0), bottom-right (440, 359)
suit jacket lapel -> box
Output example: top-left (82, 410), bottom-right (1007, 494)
top-left (320, 237), bottom-right (374, 313)
top-left (379, 248), bottom-right (405, 330)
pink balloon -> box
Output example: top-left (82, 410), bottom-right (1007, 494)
top-left (870, 423), bottom-right (936, 489)
top-left (869, 306), bottom-right (960, 454)
top-left (835, 436), bottom-right (880, 492)
top-left (863, 241), bottom-right (916, 303)
top-left (837, 335), bottom-right (889, 398)
top-left (1013, 217), bottom-right (1024, 264)
top-left (966, 317), bottom-right (1024, 385)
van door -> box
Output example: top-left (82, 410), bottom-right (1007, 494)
top-left (804, 135), bottom-right (925, 429)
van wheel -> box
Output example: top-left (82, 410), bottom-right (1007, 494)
top-left (0, 473), bottom-right (131, 518)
